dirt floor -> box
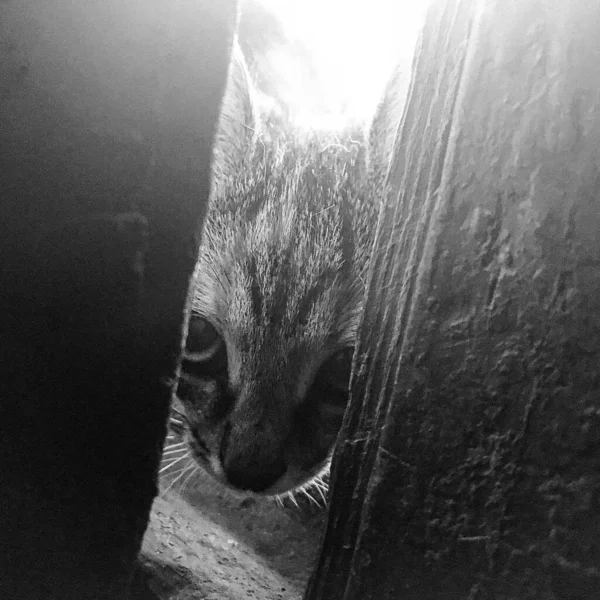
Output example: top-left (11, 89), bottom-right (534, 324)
top-left (133, 464), bottom-right (326, 600)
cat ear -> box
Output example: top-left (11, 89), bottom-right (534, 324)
top-left (211, 41), bottom-right (258, 190)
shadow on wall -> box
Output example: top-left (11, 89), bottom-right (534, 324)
top-left (0, 1), bottom-right (237, 598)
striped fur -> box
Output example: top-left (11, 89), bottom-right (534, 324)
top-left (172, 43), bottom-right (380, 497)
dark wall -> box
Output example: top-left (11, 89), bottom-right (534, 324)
top-left (307, 0), bottom-right (600, 598)
top-left (0, 1), bottom-right (237, 598)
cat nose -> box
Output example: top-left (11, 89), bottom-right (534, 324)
top-left (224, 457), bottom-right (287, 493)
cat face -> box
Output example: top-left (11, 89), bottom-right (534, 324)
top-left (170, 45), bottom-right (374, 496)
top-left (176, 302), bottom-right (355, 495)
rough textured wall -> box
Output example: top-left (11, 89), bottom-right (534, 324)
top-left (306, 0), bottom-right (600, 598)
top-left (0, 1), bottom-right (237, 598)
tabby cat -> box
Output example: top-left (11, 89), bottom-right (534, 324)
top-left (162, 43), bottom-right (395, 498)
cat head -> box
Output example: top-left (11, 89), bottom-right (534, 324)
top-left (172, 43), bottom-right (375, 497)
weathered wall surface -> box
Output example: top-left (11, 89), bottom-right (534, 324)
top-left (0, 1), bottom-right (237, 598)
top-left (307, 0), bottom-right (600, 598)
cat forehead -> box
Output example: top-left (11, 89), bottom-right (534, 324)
top-left (194, 123), bottom-right (368, 345)
top-left (195, 194), bottom-right (355, 338)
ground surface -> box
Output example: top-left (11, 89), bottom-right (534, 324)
top-left (134, 467), bottom-right (326, 600)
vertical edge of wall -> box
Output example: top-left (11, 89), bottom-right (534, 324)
top-left (307, 0), bottom-right (600, 598)
top-left (0, 1), bottom-right (237, 598)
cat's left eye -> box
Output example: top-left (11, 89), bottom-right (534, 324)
top-left (184, 316), bottom-right (224, 361)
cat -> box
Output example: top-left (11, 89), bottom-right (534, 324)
top-left (162, 43), bottom-right (384, 499)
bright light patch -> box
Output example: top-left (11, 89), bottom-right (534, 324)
top-left (256, 0), bottom-right (428, 127)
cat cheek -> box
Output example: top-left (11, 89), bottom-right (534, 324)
top-left (175, 378), bottom-right (194, 403)
top-left (192, 381), bottom-right (234, 426)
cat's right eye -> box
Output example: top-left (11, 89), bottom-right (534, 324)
top-left (184, 316), bottom-right (224, 362)
top-left (315, 347), bottom-right (355, 395)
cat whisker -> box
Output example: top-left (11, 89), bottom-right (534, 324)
top-left (160, 465), bottom-right (186, 479)
top-left (159, 472), bottom-right (187, 497)
top-left (160, 453), bottom-right (185, 466)
top-left (309, 482), bottom-right (328, 505)
top-left (287, 491), bottom-right (299, 508)
top-left (160, 462), bottom-right (188, 479)
top-left (163, 461), bottom-right (195, 495)
top-left (168, 419), bottom-right (186, 435)
top-left (163, 449), bottom-right (186, 456)
top-left (159, 453), bottom-right (189, 474)
top-left (314, 474), bottom-right (329, 489)
top-left (161, 449), bottom-right (189, 459)
top-left (317, 487), bottom-right (328, 505)
top-left (180, 464), bottom-right (199, 494)
top-left (162, 441), bottom-right (187, 451)
top-left (300, 488), bottom-right (320, 507)
top-left (313, 478), bottom-right (329, 496)
top-left (313, 481), bottom-right (329, 493)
